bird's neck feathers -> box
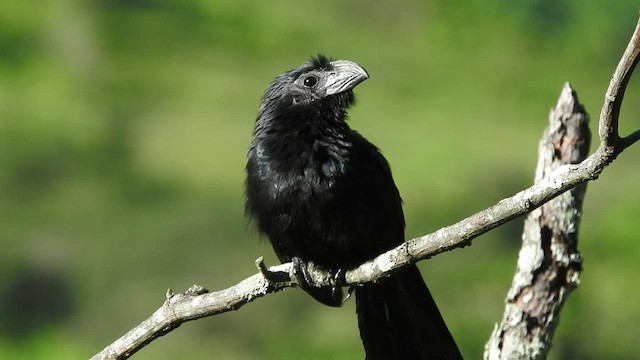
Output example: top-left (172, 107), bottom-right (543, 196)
top-left (254, 93), bottom-right (353, 143)
top-left (251, 95), bottom-right (354, 172)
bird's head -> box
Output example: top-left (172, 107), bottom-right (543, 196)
top-left (256, 55), bottom-right (369, 129)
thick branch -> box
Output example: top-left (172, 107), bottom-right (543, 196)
top-left (90, 15), bottom-right (640, 360)
top-left (484, 83), bottom-right (590, 360)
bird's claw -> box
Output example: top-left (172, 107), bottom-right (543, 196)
top-left (331, 268), bottom-right (354, 304)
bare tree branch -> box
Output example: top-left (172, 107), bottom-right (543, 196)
top-left (600, 15), bottom-right (640, 151)
top-left (90, 15), bottom-right (640, 360)
top-left (484, 83), bottom-right (590, 360)
top-left (90, 262), bottom-right (296, 360)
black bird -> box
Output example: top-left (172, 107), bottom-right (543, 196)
top-left (245, 55), bottom-right (462, 360)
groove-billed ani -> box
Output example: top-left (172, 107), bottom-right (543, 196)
top-left (245, 55), bottom-right (462, 360)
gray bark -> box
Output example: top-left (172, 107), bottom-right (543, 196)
top-left (484, 83), bottom-right (590, 360)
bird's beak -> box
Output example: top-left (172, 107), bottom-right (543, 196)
top-left (324, 60), bottom-right (369, 96)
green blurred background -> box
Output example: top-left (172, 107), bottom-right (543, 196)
top-left (1, 0), bottom-right (640, 359)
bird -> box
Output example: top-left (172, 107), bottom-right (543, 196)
top-left (245, 54), bottom-right (462, 360)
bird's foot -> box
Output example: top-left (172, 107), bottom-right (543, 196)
top-left (292, 257), bottom-right (347, 307)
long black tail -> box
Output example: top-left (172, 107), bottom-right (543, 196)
top-left (356, 265), bottom-right (463, 360)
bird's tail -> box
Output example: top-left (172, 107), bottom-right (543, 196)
top-left (355, 265), bottom-right (463, 360)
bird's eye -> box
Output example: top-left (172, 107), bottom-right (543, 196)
top-left (303, 75), bottom-right (318, 87)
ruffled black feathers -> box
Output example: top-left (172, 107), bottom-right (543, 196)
top-left (245, 56), bottom-right (462, 360)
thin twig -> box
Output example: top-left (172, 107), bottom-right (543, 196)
top-left (599, 16), bottom-right (640, 149)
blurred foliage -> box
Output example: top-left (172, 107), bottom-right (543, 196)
top-left (1, 0), bottom-right (639, 359)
